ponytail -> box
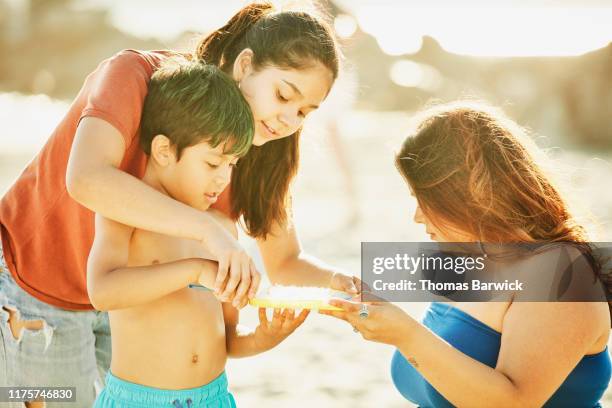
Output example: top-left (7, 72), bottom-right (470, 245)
top-left (195, 3), bottom-right (273, 67)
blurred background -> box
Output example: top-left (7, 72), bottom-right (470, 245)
top-left (1, 0), bottom-right (612, 406)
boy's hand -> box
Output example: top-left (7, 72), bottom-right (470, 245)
top-left (253, 308), bottom-right (310, 351)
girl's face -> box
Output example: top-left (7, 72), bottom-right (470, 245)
top-left (234, 50), bottom-right (335, 146)
top-left (410, 189), bottom-right (475, 242)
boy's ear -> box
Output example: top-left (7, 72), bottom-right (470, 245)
top-left (233, 48), bottom-right (254, 83)
top-left (150, 134), bottom-right (175, 167)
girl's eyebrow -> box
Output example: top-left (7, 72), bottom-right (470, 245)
top-left (282, 79), bottom-right (303, 96)
top-left (282, 80), bottom-right (320, 110)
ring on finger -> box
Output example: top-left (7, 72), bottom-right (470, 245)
top-left (359, 303), bottom-right (369, 320)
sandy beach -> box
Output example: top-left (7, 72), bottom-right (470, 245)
top-left (1, 107), bottom-right (611, 407)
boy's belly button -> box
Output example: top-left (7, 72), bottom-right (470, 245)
top-left (192, 354), bottom-right (199, 363)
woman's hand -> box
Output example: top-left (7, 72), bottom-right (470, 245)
top-left (319, 298), bottom-right (416, 346)
top-left (253, 308), bottom-right (310, 351)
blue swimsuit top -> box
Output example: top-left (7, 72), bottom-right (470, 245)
top-left (391, 302), bottom-right (611, 407)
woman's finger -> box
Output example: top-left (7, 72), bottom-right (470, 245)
top-left (343, 309), bottom-right (363, 328)
top-left (318, 309), bottom-right (347, 321)
top-left (360, 291), bottom-right (387, 304)
top-left (328, 298), bottom-right (362, 313)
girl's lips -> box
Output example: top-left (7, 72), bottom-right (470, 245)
top-left (262, 121), bottom-right (277, 136)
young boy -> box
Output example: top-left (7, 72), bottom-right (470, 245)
top-left (88, 59), bottom-right (309, 408)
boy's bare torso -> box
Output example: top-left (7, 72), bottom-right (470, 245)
top-left (109, 228), bottom-right (226, 389)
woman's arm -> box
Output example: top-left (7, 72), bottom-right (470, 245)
top-left (68, 117), bottom-right (256, 302)
top-left (325, 300), bottom-right (605, 407)
top-left (257, 219), bottom-right (359, 293)
top-left (400, 302), bottom-right (603, 407)
top-left (87, 214), bottom-right (217, 311)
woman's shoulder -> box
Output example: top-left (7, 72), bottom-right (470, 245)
top-left (512, 242), bottom-right (600, 282)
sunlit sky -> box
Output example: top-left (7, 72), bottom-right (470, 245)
top-left (78, 0), bottom-right (612, 57)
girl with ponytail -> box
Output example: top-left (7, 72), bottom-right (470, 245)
top-left (190, 2), bottom-right (359, 295)
top-left (321, 101), bottom-right (611, 407)
top-left (0, 2), bottom-right (356, 406)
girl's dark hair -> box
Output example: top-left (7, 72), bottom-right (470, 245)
top-left (194, 2), bottom-right (339, 238)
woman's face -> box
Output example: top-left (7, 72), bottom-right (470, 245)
top-left (233, 50), bottom-right (335, 146)
top-left (410, 190), bottom-right (475, 242)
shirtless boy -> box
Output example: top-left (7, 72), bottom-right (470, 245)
top-left (88, 58), bottom-right (308, 408)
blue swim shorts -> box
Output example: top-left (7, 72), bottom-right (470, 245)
top-left (94, 370), bottom-right (236, 408)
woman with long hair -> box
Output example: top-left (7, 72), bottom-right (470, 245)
top-left (322, 101), bottom-right (611, 407)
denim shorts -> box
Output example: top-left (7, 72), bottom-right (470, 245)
top-left (94, 370), bottom-right (237, 408)
top-left (0, 241), bottom-right (111, 407)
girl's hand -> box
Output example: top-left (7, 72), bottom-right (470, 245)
top-left (329, 272), bottom-right (365, 295)
top-left (194, 258), bottom-right (260, 309)
top-left (253, 308), bottom-right (310, 351)
top-left (209, 238), bottom-right (261, 309)
top-left (319, 298), bottom-right (416, 346)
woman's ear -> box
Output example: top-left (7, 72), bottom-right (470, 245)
top-left (232, 48), bottom-right (254, 83)
top-left (150, 134), bottom-right (175, 167)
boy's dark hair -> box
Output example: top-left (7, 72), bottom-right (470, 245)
top-left (140, 58), bottom-right (254, 159)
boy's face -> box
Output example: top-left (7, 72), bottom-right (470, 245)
top-left (156, 139), bottom-right (237, 211)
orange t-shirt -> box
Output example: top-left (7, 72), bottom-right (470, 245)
top-left (0, 49), bottom-right (231, 311)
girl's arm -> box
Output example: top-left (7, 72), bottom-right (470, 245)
top-left (257, 219), bottom-right (359, 293)
top-left (68, 117), bottom-right (256, 302)
top-left (223, 303), bottom-right (309, 358)
top-left (86, 214), bottom-right (218, 311)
